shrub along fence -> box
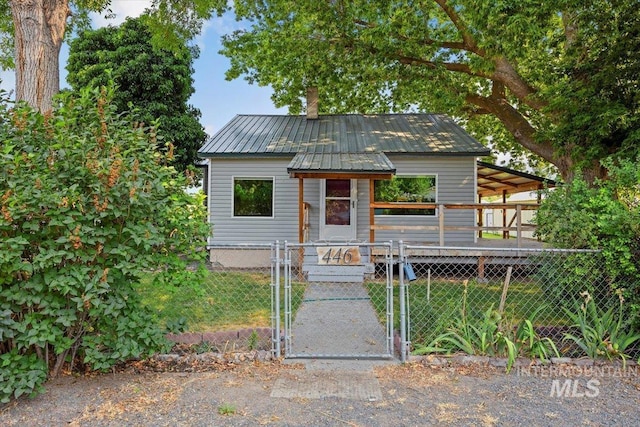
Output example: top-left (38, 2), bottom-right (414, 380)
top-left (138, 242), bottom-right (638, 367)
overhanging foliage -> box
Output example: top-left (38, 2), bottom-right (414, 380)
top-left (0, 85), bottom-right (211, 403)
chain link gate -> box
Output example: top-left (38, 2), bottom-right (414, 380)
top-left (278, 241), bottom-right (395, 359)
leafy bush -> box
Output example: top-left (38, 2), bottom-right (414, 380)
top-left (535, 156), bottom-right (640, 325)
top-left (0, 85), bottom-right (211, 403)
top-left (533, 251), bottom-right (611, 310)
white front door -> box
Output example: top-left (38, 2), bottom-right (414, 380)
top-left (319, 179), bottom-right (357, 241)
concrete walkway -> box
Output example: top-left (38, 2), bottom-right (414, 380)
top-left (277, 280), bottom-right (398, 400)
top-left (287, 282), bottom-right (391, 358)
top-left (272, 359), bottom-right (396, 400)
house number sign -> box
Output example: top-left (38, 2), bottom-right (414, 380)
top-left (316, 246), bottom-right (361, 265)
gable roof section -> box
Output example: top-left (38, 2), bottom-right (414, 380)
top-left (287, 152), bottom-right (396, 179)
top-left (198, 114), bottom-right (490, 157)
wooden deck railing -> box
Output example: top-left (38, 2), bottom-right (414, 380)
top-left (369, 202), bottom-right (540, 248)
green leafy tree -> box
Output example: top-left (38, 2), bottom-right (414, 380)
top-left (66, 17), bottom-right (206, 172)
top-left (220, 0), bottom-right (640, 181)
top-left (535, 155), bottom-right (640, 323)
top-left (0, 85), bottom-right (211, 402)
top-left (0, 0), bottom-right (228, 112)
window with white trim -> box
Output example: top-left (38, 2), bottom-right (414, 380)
top-left (374, 175), bottom-right (437, 216)
top-left (233, 177), bottom-right (274, 217)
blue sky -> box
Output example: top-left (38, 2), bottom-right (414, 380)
top-left (0, 1), bottom-right (286, 137)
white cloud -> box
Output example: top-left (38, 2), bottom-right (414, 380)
top-left (208, 12), bottom-right (244, 37)
top-left (90, 0), bottom-right (152, 28)
top-left (204, 124), bottom-right (216, 138)
top-left (184, 8), bottom-right (245, 53)
top-left (193, 20), bottom-right (213, 52)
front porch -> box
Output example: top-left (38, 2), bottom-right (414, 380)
top-left (369, 202), bottom-right (544, 249)
top-left (294, 160), bottom-right (558, 250)
top-left (300, 199), bottom-right (548, 249)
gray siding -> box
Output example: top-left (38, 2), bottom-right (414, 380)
top-left (207, 157), bottom-right (299, 244)
top-left (207, 155), bottom-right (477, 245)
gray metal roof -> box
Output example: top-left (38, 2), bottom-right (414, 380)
top-left (198, 114), bottom-right (490, 157)
top-left (287, 152), bottom-right (396, 174)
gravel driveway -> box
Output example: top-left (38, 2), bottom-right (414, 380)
top-left (2, 357), bottom-right (639, 426)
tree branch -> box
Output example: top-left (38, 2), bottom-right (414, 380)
top-left (354, 18), bottom-right (469, 51)
top-left (349, 10), bottom-right (547, 111)
top-left (434, 0), bottom-right (486, 57)
top-left (395, 54), bottom-right (491, 77)
top-left (492, 81), bottom-right (505, 99)
top-left (430, 1), bottom-right (546, 111)
top-left (466, 93), bottom-right (555, 163)
top-left (493, 57), bottom-right (547, 110)
top-left (562, 10), bottom-right (578, 50)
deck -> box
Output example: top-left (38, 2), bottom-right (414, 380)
top-left (398, 237), bottom-right (546, 250)
top-left (371, 237), bottom-right (554, 281)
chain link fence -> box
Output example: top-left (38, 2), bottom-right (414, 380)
top-left (138, 244), bottom-right (278, 353)
top-left (398, 245), bottom-right (615, 358)
top-left (139, 241), bottom-right (633, 360)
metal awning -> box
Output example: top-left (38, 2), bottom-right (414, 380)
top-left (477, 161), bottom-right (558, 197)
top-left (287, 152), bottom-right (396, 179)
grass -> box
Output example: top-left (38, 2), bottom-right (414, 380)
top-left (480, 232), bottom-right (515, 239)
top-left (367, 277), bottom-right (570, 346)
top-left (136, 270), bottom-right (305, 333)
top-left (217, 403), bottom-right (236, 415)
top-left (137, 267), bottom-right (569, 351)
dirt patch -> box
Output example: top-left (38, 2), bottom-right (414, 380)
top-left (2, 358), bottom-right (640, 426)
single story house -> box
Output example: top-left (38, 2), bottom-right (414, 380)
top-left (198, 109), bottom-right (497, 265)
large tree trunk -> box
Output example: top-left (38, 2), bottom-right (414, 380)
top-left (550, 153), bottom-right (607, 184)
top-left (10, 0), bottom-right (70, 112)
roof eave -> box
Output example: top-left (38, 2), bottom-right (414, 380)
top-left (288, 170), bottom-right (396, 180)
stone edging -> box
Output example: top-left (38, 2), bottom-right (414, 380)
top-left (409, 354), bottom-right (639, 370)
top-left (149, 351), bottom-right (639, 371)
top-left (152, 349), bottom-right (276, 365)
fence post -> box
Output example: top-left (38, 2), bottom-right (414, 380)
top-left (438, 205), bottom-right (445, 246)
top-left (516, 204), bottom-right (522, 248)
top-left (386, 241), bottom-right (395, 359)
top-left (272, 241), bottom-right (281, 358)
top-left (399, 240), bottom-right (408, 363)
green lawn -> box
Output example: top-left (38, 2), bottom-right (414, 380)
top-left (137, 268), bottom-right (568, 349)
top-left (367, 277), bottom-right (569, 346)
top-left (137, 271), bottom-right (305, 333)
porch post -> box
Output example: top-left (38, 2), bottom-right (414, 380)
top-left (438, 204), bottom-right (445, 246)
top-left (516, 204), bottom-right (522, 248)
top-left (298, 178), bottom-right (304, 243)
top-left (537, 184), bottom-right (543, 241)
top-left (478, 194), bottom-right (483, 239)
top-left (369, 179), bottom-right (375, 243)
top-left (502, 190), bottom-right (508, 239)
